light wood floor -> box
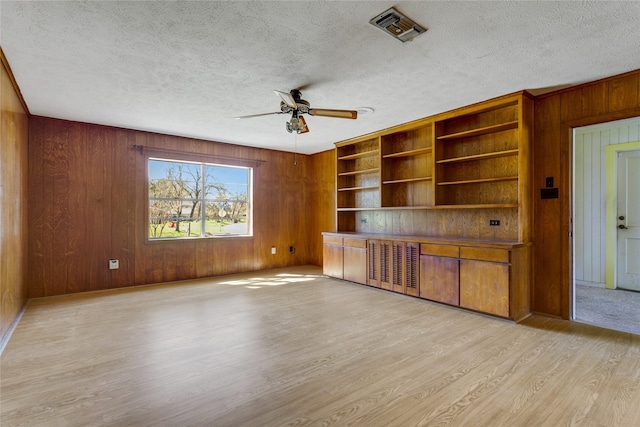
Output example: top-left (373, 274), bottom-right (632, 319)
top-left (2, 266), bottom-right (640, 426)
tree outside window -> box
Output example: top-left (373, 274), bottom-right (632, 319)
top-left (148, 158), bottom-right (252, 239)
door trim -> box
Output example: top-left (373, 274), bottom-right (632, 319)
top-left (605, 141), bottom-right (640, 289)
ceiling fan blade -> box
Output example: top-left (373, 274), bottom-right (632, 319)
top-left (298, 116), bottom-right (310, 134)
top-left (295, 82), bottom-right (314, 92)
top-left (274, 90), bottom-right (297, 108)
top-left (308, 108), bottom-right (358, 119)
top-left (234, 111), bottom-right (282, 119)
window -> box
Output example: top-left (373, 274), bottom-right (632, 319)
top-left (148, 157), bottom-right (252, 239)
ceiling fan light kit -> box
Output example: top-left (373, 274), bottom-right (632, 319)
top-left (235, 89), bottom-right (359, 135)
top-left (369, 7), bottom-right (427, 42)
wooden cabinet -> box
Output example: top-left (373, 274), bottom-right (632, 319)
top-left (460, 259), bottom-right (509, 317)
top-left (322, 236), bottom-right (343, 279)
top-left (343, 238), bottom-right (367, 285)
top-left (420, 244), bottom-right (531, 321)
top-left (419, 244), bottom-right (460, 305)
top-left (367, 239), bottom-right (419, 295)
top-left (325, 233), bottom-right (531, 321)
top-left (368, 239), bottom-right (392, 289)
top-left (458, 247), bottom-right (511, 317)
top-left (323, 235), bottom-right (367, 284)
top-left (459, 245), bottom-right (531, 322)
top-left (418, 243), bottom-right (530, 321)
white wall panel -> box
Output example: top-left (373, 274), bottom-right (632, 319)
top-left (574, 117), bottom-right (640, 287)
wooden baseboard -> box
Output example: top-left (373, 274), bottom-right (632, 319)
top-left (0, 303), bottom-right (27, 355)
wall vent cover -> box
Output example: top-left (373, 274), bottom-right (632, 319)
top-left (369, 7), bottom-right (427, 42)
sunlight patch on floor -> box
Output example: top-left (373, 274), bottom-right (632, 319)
top-left (219, 273), bottom-right (320, 289)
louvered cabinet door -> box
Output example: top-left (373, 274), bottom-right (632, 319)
top-left (367, 240), bottom-right (380, 287)
top-left (379, 240), bottom-right (392, 290)
top-left (392, 241), bottom-right (406, 293)
top-left (404, 242), bottom-right (419, 296)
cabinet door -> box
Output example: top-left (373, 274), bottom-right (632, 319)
top-left (323, 244), bottom-right (344, 279)
top-left (391, 241), bottom-right (406, 293)
top-left (459, 260), bottom-right (509, 317)
top-left (420, 255), bottom-right (459, 305)
top-left (367, 240), bottom-right (380, 287)
top-left (405, 243), bottom-right (420, 296)
top-left (344, 246), bottom-right (367, 285)
top-left (379, 240), bottom-right (392, 290)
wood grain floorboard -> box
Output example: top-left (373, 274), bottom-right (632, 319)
top-left (2, 266), bottom-right (639, 426)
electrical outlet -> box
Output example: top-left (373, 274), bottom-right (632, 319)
top-left (271, 246), bottom-right (276, 255)
top-left (489, 220), bottom-right (500, 226)
top-left (109, 259), bottom-right (119, 270)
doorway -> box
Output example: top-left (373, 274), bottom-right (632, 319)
top-left (615, 149), bottom-right (640, 291)
top-left (573, 117), bottom-right (640, 335)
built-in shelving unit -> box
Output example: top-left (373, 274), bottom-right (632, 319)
top-left (433, 98), bottom-right (525, 211)
top-left (333, 91), bottom-right (533, 242)
top-left (380, 123), bottom-right (433, 209)
top-left (335, 136), bottom-right (380, 231)
top-left (326, 91), bottom-right (534, 322)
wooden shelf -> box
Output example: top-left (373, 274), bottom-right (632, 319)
top-left (432, 203), bottom-right (519, 209)
top-left (337, 207), bottom-right (381, 212)
top-left (383, 176), bottom-right (432, 185)
top-left (436, 149), bottom-right (519, 164)
top-left (382, 147), bottom-right (432, 159)
top-left (338, 168), bottom-right (379, 177)
top-left (338, 150), bottom-right (379, 161)
top-left (437, 121), bottom-right (518, 140)
top-left (380, 205), bottom-right (432, 210)
top-left (437, 176), bottom-right (518, 186)
top-left (338, 204), bottom-right (518, 211)
top-left (337, 185), bottom-right (379, 192)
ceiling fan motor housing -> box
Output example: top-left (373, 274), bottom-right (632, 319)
top-left (281, 93), bottom-right (310, 114)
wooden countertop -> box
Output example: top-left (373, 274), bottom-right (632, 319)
top-left (322, 231), bottom-right (532, 249)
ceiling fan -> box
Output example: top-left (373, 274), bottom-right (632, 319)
top-left (234, 89), bottom-right (358, 134)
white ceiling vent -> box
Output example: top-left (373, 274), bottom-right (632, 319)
top-left (369, 7), bottom-right (427, 43)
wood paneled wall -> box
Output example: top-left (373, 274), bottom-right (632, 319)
top-left (1, 52), bottom-right (29, 348)
top-left (307, 149), bottom-right (336, 265)
top-left (28, 117), bottom-right (331, 297)
top-left (355, 209), bottom-right (520, 241)
top-left (533, 70), bottom-right (640, 318)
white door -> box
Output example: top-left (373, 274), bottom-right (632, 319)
top-left (616, 149), bottom-right (640, 290)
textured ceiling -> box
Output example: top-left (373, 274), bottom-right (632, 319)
top-left (2, 1), bottom-right (640, 154)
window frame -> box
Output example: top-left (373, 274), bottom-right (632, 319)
top-left (147, 155), bottom-right (254, 241)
